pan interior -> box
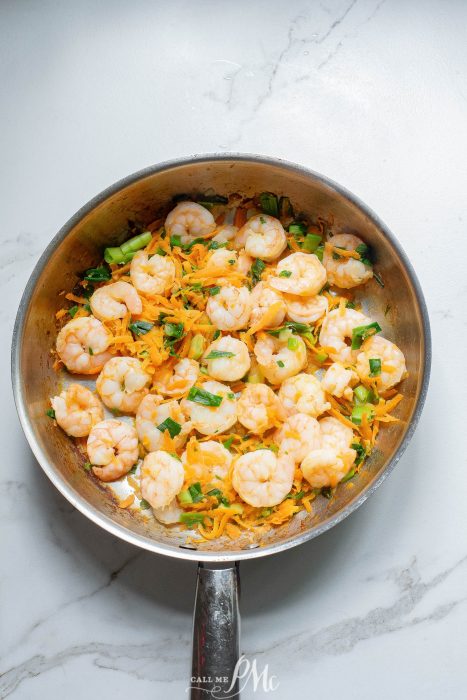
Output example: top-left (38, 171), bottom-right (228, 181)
top-left (14, 157), bottom-right (428, 559)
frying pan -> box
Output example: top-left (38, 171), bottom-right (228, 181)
top-left (11, 155), bottom-right (431, 697)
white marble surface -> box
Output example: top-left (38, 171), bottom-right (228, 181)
top-left (1, 0), bottom-right (466, 698)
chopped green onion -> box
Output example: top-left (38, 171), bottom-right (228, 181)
top-left (83, 461), bottom-right (92, 472)
top-left (156, 417), bottom-right (182, 439)
top-left (164, 322), bottom-right (184, 339)
top-left (88, 347), bottom-right (94, 355)
top-left (250, 258), bottom-right (266, 285)
top-left (46, 408), bottom-right (55, 419)
top-left (351, 442), bottom-right (367, 466)
top-left (288, 222), bottom-right (307, 236)
top-left (178, 490), bottom-right (193, 505)
top-left (227, 392), bottom-right (235, 400)
top-left (104, 246), bottom-right (128, 264)
top-left (303, 233), bottom-right (322, 252)
top-left (83, 266), bottom-right (111, 282)
top-left (208, 240), bottom-right (227, 250)
top-left (205, 351), bottom-right (235, 360)
top-left (140, 498), bottom-right (151, 510)
top-left (128, 464), bottom-right (138, 475)
top-left (301, 331), bottom-right (316, 345)
top-left (279, 270), bottom-right (292, 278)
top-left (321, 486), bottom-right (333, 499)
top-left (279, 196), bottom-right (294, 219)
top-left (369, 358), bottom-right (382, 377)
top-left (218, 503), bottom-right (243, 514)
top-left (155, 247), bottom-right (167, 256)
top-left (354, 385), bottom-right (370, 404)
top-left (346, 301), bottom-right (356, 309)
top-left (351, 322), bottom-right (382, 350)
top-left (268, 321), bottom-right (310, 337)
top-left (213, 329), bottom-right (221, 340)
top-left (259, 508), bottom-right (273, 518)
top-left (355, 243), bottom-right (372, 267)
top-left (373, 271), bottom-right (385, 287)
top-left (179, 512), bottom-right (205, 526)
top-left (314, 244), bottom-right (324, 262)
top-left (287, 336), bottom-right (300, 351)
top-left (170, 234), bottom-right (183, 248)
top-left (277, 360), bottom-right (285, 368)
top-left (129, 320), bottom-right (154, 336)
top-left (259, 192), bottom-right (279, 217)
top-left (315, 351), bottom-right (328, 363)
top-left (209, 287), bottom-right (221, 297)
top-left (187, 386), bottom-right (223, 407)
top-left (188, 482), bottom-right (204, 503)
top-left (207, 488), bottom-right (230, 507)
top-left (286, 490), bottom-right (306, 500)
top-left (68, 305), bottom-right (79, 318)
top-left (188, 334), bottom-right (206, 360)
top-left (120, 231), bottom-right (152, 255)
top-left (351, 404), bottom-right (375, 425)
top-left (197, 193), bottom-right (228, 205)
top-left (223, 436), bottom-right (234, 450)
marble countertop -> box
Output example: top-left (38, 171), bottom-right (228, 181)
top-left (1, 1), bottom-right (466, 698)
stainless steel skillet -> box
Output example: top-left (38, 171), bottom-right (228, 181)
top-left (11, 154), bottom-right (431, 697)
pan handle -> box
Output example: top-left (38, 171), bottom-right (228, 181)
top-left (190, 561), bottom-right (240, 699)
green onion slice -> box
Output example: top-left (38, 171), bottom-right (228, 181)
top-left (369, 358), bottom-right (382, 376)
top-left (351, 322), bottom-right (382, 350)
top-left (129, 320), bottom-right (154, 336)
top-left (179, 512), bottom-right (205, 526)
top-left (279, 270), bottom-right (292, 278)
top-left (205, 351), bottom-right (235, 360)
top-left (187, 386), bottom-right (223, 407)
top-left (303, 233), bottom-right (322, 252)
top-left (156, 417), bottom-right (182, 439)
top-left (83, 266), bottom-right (111, 282)
top-left (259, 192), bottom-right (279, 217)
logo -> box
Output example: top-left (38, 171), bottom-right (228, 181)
top-left (187, 655), bottom-right (279, 698)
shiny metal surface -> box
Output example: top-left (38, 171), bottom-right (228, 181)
top-left (11, 154), bottom-right (431, 562)
top-left (191, 562), bottom-right (240, 698)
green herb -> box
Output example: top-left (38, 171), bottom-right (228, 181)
top-left (373, 271), bottom-right (385, 287)
top-left (88, 347), bottom-right (94, 355)
top-left (351, 322), bottom-right (382, 350)
top-left (68, 305), bottom-right (79, 318)
top-left (287, 336), bottom-right (299, 351)
top-left (156, 417), bottom-right (182, 439)
top-left (128, 464), bottom-right (138, 475)
top-left (268, 321), bottom-right (310, 337)
top-left (207, 488), bottom-right (230, 507)
top-left (83, 266), bottom-right (111, 282)
top-left (129, 320), bottom-right (154, 336)
top-left (178, 490), bottom-right (193, 505)
top-left (205, 351), bottom-right (235, 360)
top-left (286, 489), bottom-right (306, 500)
top-left (84, 303), bottom-right (91, 313)
top-left (83, 461), bottom-right (92, 472)
top-left (259, 508), bottom-right (273, 518)
top-left (197, 193), bottom-right (228, 205)
top-left (315, 351), bottom-right (328, 363)
top-left (314, 244), bottom-right (324, 262)
top-left (170, 234), bottom-right (183, 248)
top-left (277, 360), bottom-right (285, 368)
top-left (279, 270), bottom-right (292, 278)
top-left (259, 216), bottom-right (266, 224)
top-left (303, 233), bottom-right (322, 252)
top-left (279, 196), bottom-right (294, 219)
top-left (213, 329), bottom-right (221, 340)
top-left (188, 482), bottom-right (204, 503)
top-left (120, 231), bottom-right (152, 256)
top-left (46, 408), bottom-right (55, 419)
top-left (369, 358), bottom-right (382, 377)
top-left (355, 243), bottom-right (372, 266)
top-left (104, 247), bottom-right (127, 264)
top-left (179, 512), bottom-right (205, 526)
top-left (351, 403), bottom-right (375, 425)
top-left (208, 241), bottom-right (227, 250)
top-left (321, 486), bottom-right (334, 499)
top-left (200, 366), bottom-right (208, 375)
top-left (188, 334), bottom-right (205, 360)
top-left (346, 301), bottom-right (356, 309)
top-left (288, 222), bottom-right (307, 236)
top-left (187, 386), bottom-right (223, 407)
top-left (227, 392), bottom-right (235, 400)
top-left (140, 498), bottom-right (151, 510)
top-left (259, 192), bottom-right (279, 217)
top-left (155, 247), bottom-right (167, 256)
top-left (223, 436), bottom-right (234, 450)
top-left (351, 442), bottom-right (367, 466)
top-left (354, 385), bottom-right (370, 404)
top-left (250, 258), bottom-right (266, 285)
top-left (164, 322), bottom-right (184, 339)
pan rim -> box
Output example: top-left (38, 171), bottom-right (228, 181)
top-left (11, 153), bottom-right (432, 562)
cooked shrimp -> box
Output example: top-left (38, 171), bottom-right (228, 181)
top-left (236, 250), bottom-right (253, 275)
top-left (90, 281), bottom-right (142, 321)
top-left (152, 358), bottom-right (199, 397)
top-left (323, 234), bottom-right (373, 289)
top-left (237, 383), bottom-right (286, 434)
top-left (136, 394), bottom-right (191, 451)
top-left (278, 372), bottom-right (330, 417)
top-left (321, 362), bottom-right (358, 401)
top-left (140, 450), bottom-right (185, 509)
top-left (56, 317), bottom-right (112, 374)
top-left (276, 413), bottom-right (321, 463)
top-left (269, 252), bottom-right (327, 297)
top-left (232, 449), bottom-right (294, 508)
top-left (301, 446), bottom-right (356, 489)
top-left (212, 224), bottom-right (238, 244)
top-left (182, 440), bottom-right (232, 480)
top-left (152, 498), bottom-right (183, 524)
top-left (319, 308), bottom-right (373, 363)
top-left (356, 336), bottom-right (406, 390)
top-left (165, 201), bottom-right (216, 244)
top-left (130, 250), bottom-right (175, 296)
top-left (206, 284), bottom-right (251, 331)
top-left (96, 357), bottom-right (151, 413)
top-left (51, 384), bottom-right (104, 437)
top-left (181, 380), bottom-right (237, 435)
top-left (204, 335), bottom-right (251, 382)
top-left (206, 248), bottom-right (239, 269)
top-left (237, 214), bottom-right (287, 262)
top-left (87, 419), bottom-right (139, 482)
top-left (250, 282), bottom-right (286, 328)
top-left (284, 293), bottom-right (328, 324)
top-left (254, 332), bottom-right (307, 384)
top-left (319, 416), bottom-right (354, 451)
